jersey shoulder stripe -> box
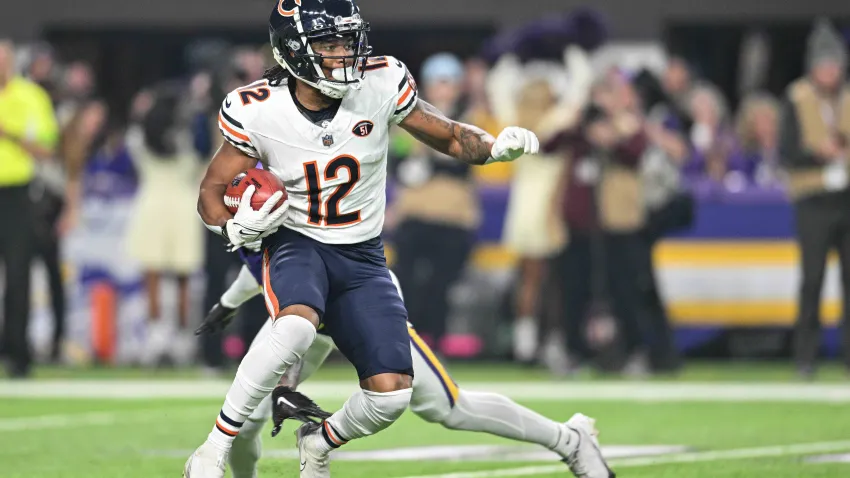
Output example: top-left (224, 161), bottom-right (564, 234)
top-left (219, 112), bottom-right (249, 142)
top-left (218, 88), bottom-right (260, 158)
top-left (220, 108), bottom-right (244, 130)
top-left (219, 113), bottom-right (259, 158)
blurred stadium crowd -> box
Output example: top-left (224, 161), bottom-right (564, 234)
top-left (1, 9), bottom-right (849, 379)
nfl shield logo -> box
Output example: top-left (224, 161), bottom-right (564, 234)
top-left (322, 134), bottom-right (334, 147)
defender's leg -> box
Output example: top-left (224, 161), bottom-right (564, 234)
top-left (408, 325), bottom-right (613, 478)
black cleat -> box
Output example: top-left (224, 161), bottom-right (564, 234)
top-left (270, 386), bottom-right (332, 437)
top-left (195, 302), bottom-right (237, 336)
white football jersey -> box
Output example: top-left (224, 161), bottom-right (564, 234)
top-left (218, 56), bottom-right (419, 244)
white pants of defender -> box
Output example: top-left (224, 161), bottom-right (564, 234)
top-left (248, 319), bottom-right (458, 425)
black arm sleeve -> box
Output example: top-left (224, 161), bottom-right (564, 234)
top-left (779, 98), bottom-right (822, 169)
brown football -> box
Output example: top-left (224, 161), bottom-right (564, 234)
top-left (224, 168), bottom-right (287, 214)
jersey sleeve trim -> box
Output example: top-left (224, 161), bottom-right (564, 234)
top-left (219, 112), bottom-right (248, 142)
top-left (393, 90), bottom-right (418, 120)
top-left (218, 107), bottom-right (259, 158)
top-left (391, 65), bottom-right (419, 124)
top-left (397, 82), bottom-right (415, 107)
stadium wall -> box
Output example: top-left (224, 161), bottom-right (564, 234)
top-left (4, 0), bottom-right (850, 40)
top-left (418, 241), bottom-right (840, 328)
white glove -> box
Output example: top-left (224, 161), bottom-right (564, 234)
top-left (823, 162), bottom-right (849, 191)
top-left (486, 127), bottom-right (540, 164)
top-left (224, 185), bottom-right (288, 249)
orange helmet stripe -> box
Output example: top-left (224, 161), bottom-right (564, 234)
top-left (278, 0), bottom-right (302, 17)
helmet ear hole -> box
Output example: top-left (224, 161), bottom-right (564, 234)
top-left (286, 39), bottom-right (302, 53)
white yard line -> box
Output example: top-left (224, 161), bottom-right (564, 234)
top-left (0, 406), bottom-right (211, 432)
top-left (398, 441), bottom-right (850, 478)
top-left (610, 440), bottom-right (850, 467)
top-left (0, 380), bottom-right (849, 402)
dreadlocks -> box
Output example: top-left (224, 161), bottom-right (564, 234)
top-left (263, 64), bottom-right (289, 86)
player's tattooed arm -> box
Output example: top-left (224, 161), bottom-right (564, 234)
top-left (399, 100), bottom-right (495, 165)
top-left (198, 141), bottom-right (259, 229)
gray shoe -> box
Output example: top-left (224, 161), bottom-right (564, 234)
top-left (296, 421), bottom-right (330, 478)
top-left (563, 414), bottom-right (615, 478)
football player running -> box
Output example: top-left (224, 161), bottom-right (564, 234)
top-left (198, 255), bottom-right (615, 478)
top-left (188, 0), bottom-right (546, 476)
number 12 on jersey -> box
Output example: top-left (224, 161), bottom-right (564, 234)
top-left (304, 155), bottom-right (362, 227)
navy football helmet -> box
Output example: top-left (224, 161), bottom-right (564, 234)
top-left (269, 0), bottom-right (372, 99)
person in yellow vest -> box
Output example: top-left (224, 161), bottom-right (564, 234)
top-left (780, 19), bottom-right (850, 379)
top-left (0, 40), bottom-right (59, 377)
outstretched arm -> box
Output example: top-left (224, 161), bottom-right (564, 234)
top-left (399, 100), bottom-right (540, 166)
top-left (399, 100), bottom-right (495, 165)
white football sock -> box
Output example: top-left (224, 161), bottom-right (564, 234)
top-left (442, 390), bottom-right (576, 454)
top-left (316, 388), bottom-right (412, 454)
top-left (207, 315), bottom-right (316, 452)
top-left (221, 266), bottom-right (261, 309)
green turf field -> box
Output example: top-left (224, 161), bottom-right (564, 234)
top-left (1, 362), bottom-right (849, 477)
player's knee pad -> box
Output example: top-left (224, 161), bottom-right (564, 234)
top-left (410, 394), bottom-right (452, 424)
top-left (268, 314), bottom-right (317, 365)
top-left (325, 387), bottom-right (412, 442)
top-left (234, 315), bottom-right (316, 391)
top-left (359, 388), bottom-right (412, 428)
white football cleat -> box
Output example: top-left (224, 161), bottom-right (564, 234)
top-left (562, 413), bottom-right (615, 478)
top-left (296, 422), bottom-right (331, 478)
top-left (183, 441), bottom-right (227, 478)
